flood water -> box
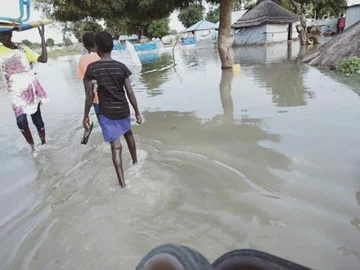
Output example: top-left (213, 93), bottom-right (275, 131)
top-left (0, 41), bottom-right (359, 269)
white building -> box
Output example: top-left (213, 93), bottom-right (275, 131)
top-left (345, 4), bottom-right (360, 29)
top-left (232, 0), bottom-right (300, 46)
top-left (184, 20), bottom-right (218, 44)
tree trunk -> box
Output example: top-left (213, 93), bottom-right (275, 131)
top-left (218, 0), bottom-right (234, 69)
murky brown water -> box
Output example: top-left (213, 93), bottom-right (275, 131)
top-left (0, 41), bottom-right (359, 270)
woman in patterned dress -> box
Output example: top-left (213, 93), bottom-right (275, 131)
top-left (0, 26), bottom-right (48, 155)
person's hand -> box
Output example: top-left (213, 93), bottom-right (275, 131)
top-left (38, 25), bottom-right (45, 39)
top-left (83, 116), bottom-right (90, 129)
top-left (136, 114), bottom-right (142, 124)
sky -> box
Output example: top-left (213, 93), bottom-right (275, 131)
top-left (1, 0), bottom-right (359, 43)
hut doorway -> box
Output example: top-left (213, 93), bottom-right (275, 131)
top-left (288, 23), bottom-right (293, 40)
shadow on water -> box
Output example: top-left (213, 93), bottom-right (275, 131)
top-left (235, 42), bottom-right (315, 107)
top-left (136, 69), bottom-right (291, 194)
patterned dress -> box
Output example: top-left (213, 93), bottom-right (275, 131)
top-left (0, 44), bottom-right (48, 117)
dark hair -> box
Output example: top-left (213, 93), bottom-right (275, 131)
top-left (95, 31), bottom-right (113, 53)
top-left (82, 32), bottom-right (95, 48)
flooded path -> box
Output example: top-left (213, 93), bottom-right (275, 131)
top-left (0, 41), bottom-right (359, 269)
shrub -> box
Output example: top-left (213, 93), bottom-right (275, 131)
top-left (337, 57), bottom-right (360, 75)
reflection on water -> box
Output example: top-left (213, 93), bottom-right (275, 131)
top-left (253, 62), bottom-right (314, 107)
top-left (219, 70), bottom-right (234, 125)
top-left (1, 41), bottom-right (360, 269)
top-left (139, 53), bottom-right (174, 96)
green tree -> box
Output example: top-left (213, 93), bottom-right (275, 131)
top-left (69, 20), bottom-right (103, 42)
top-left (63, 38), bottom-right (73, 47)
top-left (232, 0), bottom-right (244, 10)
top-left (266, 0), bottom-right (346, 18)
top-left (34, 0), bottom-right (348, 69)
top-left (170, 29), bottom-right (178, 35)
top-left (104, 18), bottom-right (128, 39)
top-left (147, 19), bottom-right (170, 39)
top-left (46, 38), bottom-right (55, 47)
top-left (22, 39), bottom-right (33, 48)
top-left (32, 42), bottom-right (41, 49)
top-left (33, 0), bottom-right (233, 68)
top-left (206, 7), bottom-right (220, 23)
top-left (34, 0), bottom-right (194, 22)
top-left (178, 3), bottom-right (204, 28)
top-left (243, 0), bottom-right (257, 9)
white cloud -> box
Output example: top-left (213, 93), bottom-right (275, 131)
top-left (348, 0), bottom-right (360, 5)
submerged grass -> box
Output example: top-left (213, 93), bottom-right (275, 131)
top-left (48, 49), bottom-right (79, 58)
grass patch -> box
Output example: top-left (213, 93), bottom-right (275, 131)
top-left (48, 49), bottom-right (79, 58)
top-left (336, 57), bottom-right (360, 75)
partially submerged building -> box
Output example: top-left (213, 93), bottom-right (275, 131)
top-left (184, 20), bottom-right (218, 43)
top-left (345, 4), bottom-right (360, 30)
top-left (232, 0), bottom-right (300, 46)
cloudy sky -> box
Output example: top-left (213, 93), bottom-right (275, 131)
top-left (1, 0), bottom-right (359, 43)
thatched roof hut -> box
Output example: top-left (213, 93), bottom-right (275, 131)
top-left (231, 0), bottom-right (300, 46)
top-left (302, 21), bottom-right (360, 67)
top-left (232, 0), bottom-right (299, 29)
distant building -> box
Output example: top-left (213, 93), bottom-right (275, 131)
top-left (184, 20), bottom-right (218, 44)
top-left (118, 34), bottom-right (139, 44)
top-left (215, 10), bottom-right (248, 45)
top-left (345, 4), bottom-right (360, 29)
top-left (232, 0), bottom-right (300, 46)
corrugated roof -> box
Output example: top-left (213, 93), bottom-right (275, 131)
top-left (232, 0), bottom-right (299, 29)
top-left (185, 20), bottom-right (218, 32)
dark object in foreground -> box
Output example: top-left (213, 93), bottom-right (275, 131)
top-left (81, 122), bottom-right (94, 145)
top-left (137, 244), bottom-right (311, 270)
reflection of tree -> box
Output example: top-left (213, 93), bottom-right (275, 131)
top-left (140, 53), bottom-right (173, 96)
top-left (179, 48), bottom-right (219, 69)
top-left (136, 109), bottom-right (290, 192)
top-left (219, 70), bottom-right (234, 125)
top-left (351, 191), bottom-right (360, 231)
top-left (253, 62), bottom-right (314, 107)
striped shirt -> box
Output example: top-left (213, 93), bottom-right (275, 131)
top-left (84, 60), bottom-right (132, 119)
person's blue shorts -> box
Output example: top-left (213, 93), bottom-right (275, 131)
top-left (93, 103), bottom-right (100, 115)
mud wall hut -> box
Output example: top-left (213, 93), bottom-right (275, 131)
top-left (232, 0), bottom-right (300, 46)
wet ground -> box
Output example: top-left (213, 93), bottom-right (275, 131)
top-left (0, 41), bottom-right (359, 269)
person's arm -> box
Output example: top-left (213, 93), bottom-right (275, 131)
top-left (83, 79), bottom-right (94, 128)
top-left (37, 26), bottom-right (47, 63)
top-left (124, 77), bottom-right (142, 124)
top-left (77, 57), bottom-right (85, 79)
top-left (83, 66), bottom-right (95, 128)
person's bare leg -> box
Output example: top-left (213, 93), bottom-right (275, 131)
top-left (110, 138), bottom-right (125, 187)
top-left (21, 129), bottom-right (35, 152)
top-left (124, 129), bottom-right (138, 164)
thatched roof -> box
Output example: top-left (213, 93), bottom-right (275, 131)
top-left (302, 21), bottom-right (360, 67)
top-left (232, 0), bottom-right (299, 29)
